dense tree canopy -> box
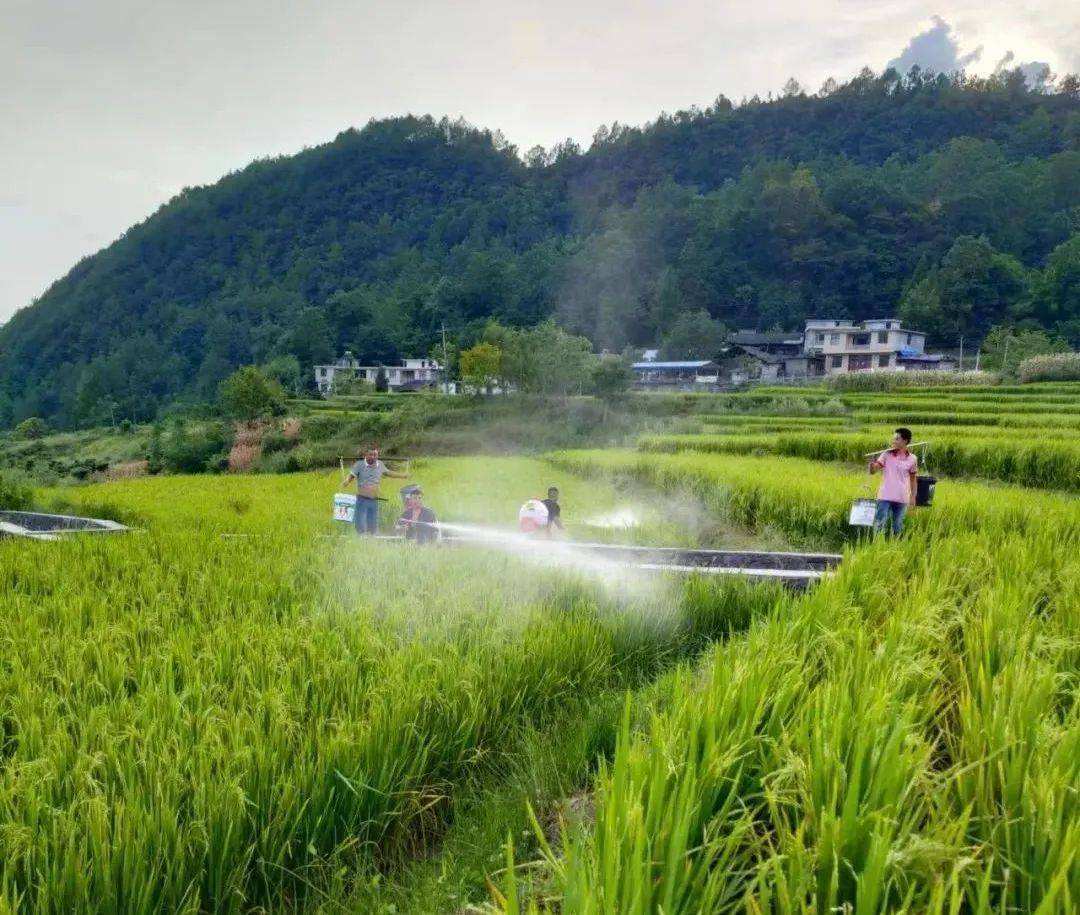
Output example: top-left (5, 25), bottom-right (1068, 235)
top-left (2, 67), bottom-right (1079, 427)
top-left (658, 310), bottom-right (729, 360)
top-left (218, 366), bottom-right (286, 421)
top-left (458, 342), bottom-right (502, 394)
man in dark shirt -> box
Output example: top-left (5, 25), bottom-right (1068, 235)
top-left (396, 486), bottom-right (439, 543)
top-left (541, 486), bottom-right (564, 537)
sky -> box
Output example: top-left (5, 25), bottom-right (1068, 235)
top-left (2, 0), bottom-right (1077, 325)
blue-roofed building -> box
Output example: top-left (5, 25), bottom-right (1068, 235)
top-left (631, 359), bottom-right (721, 389)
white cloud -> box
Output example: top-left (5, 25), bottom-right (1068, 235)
top-left (887, 15), bottom-right (982, 74)
top-left (884, 13), bottom-right (1062, 87)
top-left (1, 0), bottom-right (1077, 322)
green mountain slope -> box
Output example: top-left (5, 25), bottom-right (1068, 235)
top-left (3, 68), bottom-right (1079, 427)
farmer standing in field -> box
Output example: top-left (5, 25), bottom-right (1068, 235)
top-left (342, 445), bottom-right (410, 535)
top-left (868, 427), bottom-right (918, 536)
top-left (541, 486), bottom-right (564, 538)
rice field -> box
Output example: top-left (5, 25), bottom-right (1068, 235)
top-left (0, 382), bottom-right (1077, 912)
top-left (1, 459), bottom-right (788, 913)
top-left (523, 448), bottom-right (1078, 913)
top-left (655, 381), bottom-right (1080, 491)
top-left (639, 432), bottom-right (1080, 492)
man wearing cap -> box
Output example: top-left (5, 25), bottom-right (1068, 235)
top-left (395, 485), bottom-right (439, 544)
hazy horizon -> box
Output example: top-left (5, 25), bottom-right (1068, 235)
top-left (3, 0), bottom-right (1077, 324)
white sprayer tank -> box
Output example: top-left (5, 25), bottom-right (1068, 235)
top-left (518, 498), bottom-right (549, 533)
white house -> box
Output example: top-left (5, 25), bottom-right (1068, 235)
top-left (315, 353), bottom-right (442, 394)
top-left (802, 319), bottom-right (953, 374)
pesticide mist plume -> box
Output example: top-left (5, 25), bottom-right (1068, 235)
top-left (434, 520), bottom-right (665, 599)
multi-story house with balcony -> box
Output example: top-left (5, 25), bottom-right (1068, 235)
top-left (315, 353), bottom-right (442, 394)
top-left (802, 319), bottom-right (954, 374)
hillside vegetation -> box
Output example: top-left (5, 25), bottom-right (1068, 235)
top-left (2, 68), bottom-right (1080, 428)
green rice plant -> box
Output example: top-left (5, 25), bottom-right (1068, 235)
top-left (917, 423), bottom-right (1080, 439)
top-left (0, 458), bottom-right (788, 912)
top-left (505, 531), bottom-right (1079, 912)
top-left (695, 414), bottom-right (851, 427)
top-left (855, 383), bottom-right (1079, 397)
top-left (841, 397), bottom-right (1080, 415)
top-left (744, 385), bottom-right (828, 395)
top-left (851, 409), bottom-right (1080, 429)
top-left (825, 370), bottom-right (1000, 391)
top-left (639, 432), bottom-right (1080, 492)
top-left (548, 449), bottom-right (1080, 546)
top-left (840, 389), bottom-right (1080, 405)
top-left (6, 441), bottom-right (1078, 912)
top-left (695, 422), bottom-right (855, 437)
top-left (941, 560), bottom-right (1079, 912)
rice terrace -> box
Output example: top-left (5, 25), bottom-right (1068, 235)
top-left (4, 6), bottom-right (1080, 912)
top-left (0, 373), bottom-right (1075, 913)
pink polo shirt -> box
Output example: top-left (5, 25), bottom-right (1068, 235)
top-left (875, 449), bottom-right (917, 503)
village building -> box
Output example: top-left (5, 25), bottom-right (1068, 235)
top-left (631, 358), bottom-right (721, 389)
top-left (315, 353), bottom-right (442, 394)
top-left (802, 319), bottom-right (955, 374)
top-left (727, 331), bottom-right (814, 381)
top-left (722, 319), bottom-right (955, 382)
top-left (727, 330), bottom-right (805, 357)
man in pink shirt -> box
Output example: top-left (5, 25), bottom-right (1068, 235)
top-left (868, 427), bottom-right (918, 535)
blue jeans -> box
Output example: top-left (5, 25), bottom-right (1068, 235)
top-left (873, 499), bottom-right (907, 536)
top-left (354, 496), bottom-right (379, 535)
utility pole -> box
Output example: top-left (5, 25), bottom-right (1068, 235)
top-left (975, 349), bottom-right (981, 372)
top-left (958, 336), bottom-right (964, 372)
top-left (1002, 335), bottom-right (1010, 374)
top-left (440, 323), bottom-right (450, 395)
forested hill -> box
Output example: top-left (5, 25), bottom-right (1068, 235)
top-left (3, 68), bottom-right (1080, 427)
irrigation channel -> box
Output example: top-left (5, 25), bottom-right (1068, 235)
top-left (0, 510), bottom-right (130, 540)
top-left (384, 525), bottom-right (841, 588)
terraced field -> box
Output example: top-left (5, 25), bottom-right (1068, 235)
top-left (649, 381), bottom-right (1080, 491)
top-left (0, 381), bottom-right (1076, 912)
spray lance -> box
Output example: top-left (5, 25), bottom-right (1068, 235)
top-left (862, 442), bottom-right (928, 457)
top-left (336, 453), bottom-right (416, 499)
top-left (331, 453), bottom-right (415, 523)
